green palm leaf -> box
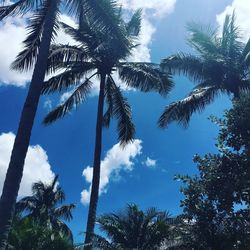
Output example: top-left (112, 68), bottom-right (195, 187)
top-left (118, 62), bottom-right (173, 96)
top-left (11, 0), bottom-right (60, 72)
top-left (107, 76), bottom-right (135, 145)
top-left (42, 63), bottom-right (95, 94)
top-left (159, 86), bottom-right (220, 128)
top-left (43, 75), bottom-right (94, 124)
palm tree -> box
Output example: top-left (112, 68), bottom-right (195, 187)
top-left (42, 9), bottom-right (172, 249)
top-left (159, 13), bottom-right (250, 128)
top-left (0, 0), bottom-right (132, 247)
top-left (15, 175), bottom-right (75, 241)
top-left (91, 204), bottom-right (172, 250)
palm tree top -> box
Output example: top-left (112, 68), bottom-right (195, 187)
top-left (159, 13), bottom-right (250, 128)
top-left (42, 6), bottom-right (173, 145)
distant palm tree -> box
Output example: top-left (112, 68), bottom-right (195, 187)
top-left (91, 204), bottom-right (172, 250)
top-left (15, 175), bottom-right (75, 241)
top-left (0, 0), bottom-right (133, 247)
top-left (159, 13), bottom-right (250, 128)
top-left (42, 8), bottom-right (172, 249)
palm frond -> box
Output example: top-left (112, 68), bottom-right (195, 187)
top-left (118, 62), bottom-right (173, 96)
top-left (11, 0), bottom-right (60, 72)
top-left (187, 22), bottom-right (220, 57)
top-left (0, 0), bottom-right (41, 20)
top-left (126, 9), bottom-right (142, 37)
top-left (43, 75), bottom-right (94, 124)
top-left (47, 44), bottom-right (89, 73)
top-left (221, 12), bottom-right (243, 60)
top-left (52, 219), bottom-right (73, 242)
top-left (161, 53), bottom-right (205, 82)
top-left (107, 76), bottom-right (135, 145)
top-left (42, 63), bottom-right (96, 94)
top-left (103, 77), bottom-right (114, 128)
top-left (158, 86), bottom-right (219, 128)
top-left (52, 204), bottom-right (75, 221)
top-left (240, 38), bottom-right (250, 68)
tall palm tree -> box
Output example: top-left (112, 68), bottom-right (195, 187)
top-left (159, 13), bottom-right (250, 128)
top-left (15, 175), bottom-right (75, 241)
top-left (91, 204), bottom-right (172, 250)
top-left (42, 9), bottom-right (172, 249)
top-left (0, 0), bottom-right (132, 248)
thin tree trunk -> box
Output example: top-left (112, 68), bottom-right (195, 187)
top-left (84, 73), bottom-right (106, 250)
top-left (0, 1), bottom-right (59, 248)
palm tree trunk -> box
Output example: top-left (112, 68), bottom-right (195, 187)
top-left (84, 73), bottom-right (106, 250)
top-left (0, 1), bottom-right (59, 248)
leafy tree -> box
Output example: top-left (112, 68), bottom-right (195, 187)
top-left (6, 217), bottom-right (73, 250)
top-left (159, 13), bottom-right (250, 128)
top-left (42, 7), bottom-right (172, 248)
top-left (15, 175), bottom-right (75, 242)
top-left (91, 204), bottom-right (172, 250)
top-left (176, 96), bottom-right (250, 249)
top-left (0, 0), bottom-right (133, 247)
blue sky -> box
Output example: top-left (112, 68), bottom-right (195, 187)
top-left (0, 0), bottom-right (249, 243)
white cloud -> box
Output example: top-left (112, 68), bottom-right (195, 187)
top-left (119, 0), bottom-right (177, 62)
top-left (216, 0), bottom-right (250, 41)
top-left (0, 16), bottom-right (31, 86)
top-left (118, 0), bottom-right (176, 18)
top-left (81, 139), bottom-right (142, 205)
top-left (0, 12), bottom-right (77, 87)
top-left (0, 132), bottom-right (55, 197)
top-left (144, 157), bottom-right (157, 167)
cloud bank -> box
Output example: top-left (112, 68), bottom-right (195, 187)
top-left (0, 132), bottom-right (55, 197)
top-left (216, 0), bottom-right (250, 41)
top-left (81, 139), bottom-right (142, 205)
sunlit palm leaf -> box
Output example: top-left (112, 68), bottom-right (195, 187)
top-left (118, 62), bottom-right (173, 96)
top-left (43, 76), bottom-right (94, 124)
top-left (159, 86), bottom-right (219, 128)
top-left (11, 0), bottom-right (60, 72)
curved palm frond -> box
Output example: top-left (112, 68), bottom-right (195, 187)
top-left (161, 53), bottom-right (204, 82)
top-left (43, 74), bottom-right (95, 124)
top-left (52, 219), bottom-right (73, 242)
top-left (52, 204), bottom-right (75, 221)
top-left (240, 38), bottom-right (250, 68)
top-left (158, 86), bottom-right (220, 128)
top-left (125, 8), bottom-right (142, 37)
top-left (42, 63), bottom-right (95, 94)
top-left (11, 0), bottom-right (60, 72)
top-left (118, 62), bottom-right (173, 96)
top-left (0, 0), bottom-right (41, 20)
top-left (187, 22), bottom-right (220, 57)
top-left (107, 76), bottom-right (135, 145)
top-left (47, 44), bottom-right (89, 73)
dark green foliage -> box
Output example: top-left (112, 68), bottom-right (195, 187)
top-left (15, 175), bottom-right (75, 242)
top-left (159, 13), bottom-right (250, 127)
top-left (6, 217), bottom-right (73, 250)
top-left (176, 96), bottom-right (250, 249)
top-left (92, 204), bottom-right (174, 250)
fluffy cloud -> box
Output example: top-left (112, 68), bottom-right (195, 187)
top-left (144, 156), bottom-right (157, 167)
top-left (216, 0), bottom-right (250, 41)
top-left (0, 132), bottom-right (55, 197)
top-left (119, 0), bottom-right (177, 62)
top-left (0, 12), bottom-right (76, 87)
top-left (81, 139), bottom-right (142, 205)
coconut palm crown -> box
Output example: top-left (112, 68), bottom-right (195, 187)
top-left (42, 9), bottom-right (173, 144)
top-left (159, 13), bottom-right (250, 128)
top-left (15, 175), bottom-right (75, 241)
